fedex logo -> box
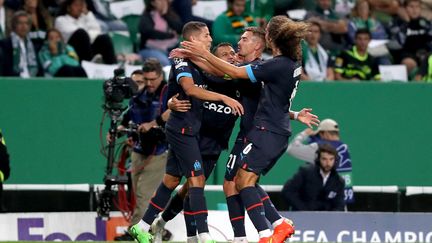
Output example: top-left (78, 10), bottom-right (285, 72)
top-left (18, 218), bottom-right (106, 241)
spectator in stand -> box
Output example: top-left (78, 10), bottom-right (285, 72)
top-left (171, 0), bottom-right (213, 30)
top-left (388, 0), bottom-right (432, 79)
top-left (286, 118), bottom-right (354, 205)
top-left (334, 29), bottom-right (380, 81)
top-left (305, 0), bottom-right (348, 54)
top-left (38, 28), bottom-right (86, 77)
top-left (246, 0), bottom-right (274, 27)
top-left (55, 0), bottom-right (117, 64)
top-left (334, 0), bottom-right (356, 18)
top-left (212, 0), bottom-right (257, 48)
top-left (0, 11), bottom-right (41, 77)
top-left (282, 143), bottom-right (346, 211)
top-left (0, 0), bottom-right (15, 40)
top-left (21, 0), bottom-right (54, 52)
top-left (347, 0), bottom-right (387, 45)
top-left (368, 0), bottom-right (404, 24)
top-left (138, 0), bottom-right (182, 66)
top-left (86, 0), bottom-right (128, 32)
top-left (301, 21), bottom-right (334, 81)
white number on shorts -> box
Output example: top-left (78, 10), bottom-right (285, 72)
top-left (226, 154), bottom-right (237, 170)
top-left (242, 143), bottom-right (253, 155)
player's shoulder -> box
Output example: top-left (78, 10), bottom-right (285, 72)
top-left (173, 58), bottom-right (190, 70)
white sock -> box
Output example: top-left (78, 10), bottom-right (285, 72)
top-left (258, 229), bottom-right (272, 238)
top-left (198, 232), bottom-right (213, 242)
top-left (233, 236), bottom-right (249, 242)
top-left (272, 217), bottom-right (284, 228)
top-left (156, 213), bottom-right (167, 226)
top-left (137, 219), bottom-right (150, 232)
top-left (187, 235), bottom-right (199, 243)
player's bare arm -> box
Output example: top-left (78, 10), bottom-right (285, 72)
top-left (167, 93), bottom-right (191, 112)
top-left (181, 40), bottom-right (249, 79)
top-left (179, 76), bottom-right (244, 115)
top-left (170, 48), bottom-right (226, 77)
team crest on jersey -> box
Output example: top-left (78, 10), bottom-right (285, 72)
top-left (293, 66), bottom-right (302, 78)
top-left (193, 161), bottom-right (202, 171)
top-left (335, 57), bottom-right (343, 67)
top-left (174, 58), bottom-right (188, 69)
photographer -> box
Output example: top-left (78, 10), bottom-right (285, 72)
top-left (109, 59), bottom-right (170, 241)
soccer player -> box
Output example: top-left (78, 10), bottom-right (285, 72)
top-left (151, 42), bottom-right (240, 243)
top-left (181, 16), bottom-right (315, 243)
top-left (128, 21), bottom-right (243, 243)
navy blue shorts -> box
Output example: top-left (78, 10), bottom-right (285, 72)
top-left (165, 129), bottom-right (204, 178)
top-left (238, 127), bottom-right (289, 175)
top-left (202, 154), bottom-right (219, 179)
top-left (224, 137), bottom-right (246, 181)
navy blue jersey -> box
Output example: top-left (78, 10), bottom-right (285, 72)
top-left (245, 56), bottom-right (301, 136)
top-left (199, 73), bottom-right (239, 154)
top-left (236, 59), bottom-right (262, 139)
top-left (166, 58), bottom-right (207, 136)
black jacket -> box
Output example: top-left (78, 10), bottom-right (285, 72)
top-left (0, 38), bottom-right (17, 76)
top-left (282, 164), bottom-right (345, 211)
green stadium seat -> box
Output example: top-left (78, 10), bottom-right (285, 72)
top-left (121, 14), bottom-right (141, 51)
top-left (109, 32), bottom-right (134, 55)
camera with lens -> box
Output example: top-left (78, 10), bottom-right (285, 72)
top-left (98, 68), bottom-right (138, 219)
top-left (103, 68), bottom-right (137, 113)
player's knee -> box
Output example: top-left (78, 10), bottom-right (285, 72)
top-left (235, 169), bottom-right (258, 191)
top-left (162, 174), bottom-right (181, 189)
top-left (188, 174), bottom-right (205, 188)
top-left (223, 179), bottom-right (238, 197)
top-left (177, 183), bottom-right (189, 198)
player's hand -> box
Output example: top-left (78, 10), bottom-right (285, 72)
top-left (181, 40), bottom-right (208, 58)
top-left (222, 95), bottom-right (244, 116)
top-left (168, 93), bottom-right (191, 112)
top-left (169, 48), bottom-right (191, 59)
top-left (297, 108), bottom-right (320, 128)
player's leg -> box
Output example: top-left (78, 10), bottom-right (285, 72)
top-left (235, 128), bottom-right (293, 243)
top-left (255, 184), bottom-right (294, 240)
top-left (151, 182), bottom-right (189, 243)
top-left (224, 139), bottom-right (247, 242)
top-left (129, 148), bottom-right (181, 243)
top-left (168, 132), bottom-right (214, 242)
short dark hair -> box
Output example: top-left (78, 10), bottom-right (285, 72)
top-left (142, 58), bottom-right (163, 75)
top-left (182, 21), bottom-right (207, 40)
top-left (212, 42), bottom-right (233, 55)
top-left (314, 143), bottom-right (339, 169)
top-left (318, 143), bottom-right (338, 157)
top-left (244, 26), bottom-right (266, 46)
top-left (355, 28), bottom-right (371, 39)
top-left (12, 11), bottom-right (31, 30)
top-left (131, 69), bottom-right (144, 76)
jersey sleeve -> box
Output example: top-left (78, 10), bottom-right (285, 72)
top-left (172, 58), bottom-right (193, 83)
top-left (244, 59), bottom-right (274, 83)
